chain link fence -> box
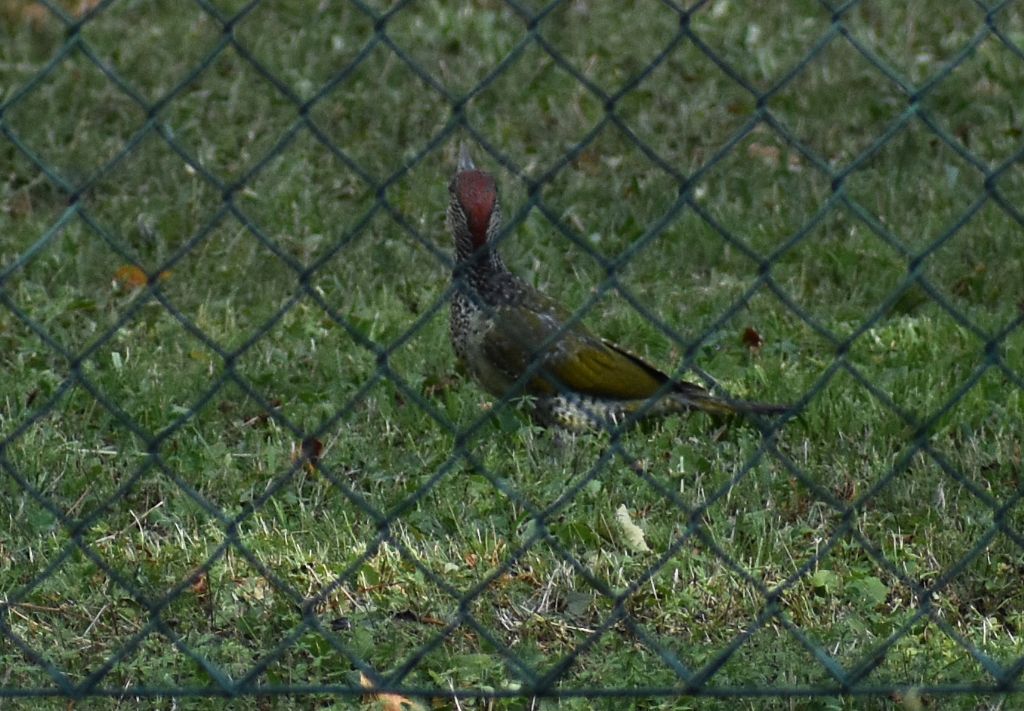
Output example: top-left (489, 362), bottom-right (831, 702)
top-left (2, 0), bottom-right (1023, 707)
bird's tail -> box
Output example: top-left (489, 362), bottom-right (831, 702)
top-left (669, 388), bottom-right (790, 418)
top-left (547, 390), bottom-right (790, 431)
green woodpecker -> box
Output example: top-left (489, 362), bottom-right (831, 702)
top-left (446, 145), bottom-right (788, 431)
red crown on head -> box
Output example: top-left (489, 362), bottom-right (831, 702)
top-left (453, 170), bottom-right (496, 246)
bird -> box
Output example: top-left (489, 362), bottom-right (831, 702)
top-left (445, 144), bottom-right (789, 432)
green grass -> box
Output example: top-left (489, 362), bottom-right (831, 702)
top-left (2, 1), bottom-right (1024, 709)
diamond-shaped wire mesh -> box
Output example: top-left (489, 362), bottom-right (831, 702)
top-left (2, 0), bottom-right (1023, 707)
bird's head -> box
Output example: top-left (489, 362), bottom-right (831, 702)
top-left (447, 144), bottom-right (501, 259)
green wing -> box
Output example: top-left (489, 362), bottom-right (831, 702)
top-left (481, 294), bottom-right (673, 400)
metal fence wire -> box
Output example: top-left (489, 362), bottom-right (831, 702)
top-left (2, 0), bottom-right (1024, 707)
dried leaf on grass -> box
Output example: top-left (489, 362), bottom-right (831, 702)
top-left (746, 142), bottom-right (803, 172)
top-left (291, 437), bottom-right (324, 473)
top-left (741, 326), bottom-right (764, 351)
top-left (359, 672), bottom-right (426, 711)
top-left (113, 265), bottom-right (171, 290)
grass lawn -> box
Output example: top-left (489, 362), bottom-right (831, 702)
top-left (2, 1), bottom-right (1023, 708)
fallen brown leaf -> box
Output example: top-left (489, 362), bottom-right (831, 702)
top-left (113, 265), bottom-right (171, 291)
top-left (113, 265), bottom-right (147, 290)
top-left (741, 326), bottom-right (764, 351)
top-left (746, 142), bottom-right (802, 172)
top-left (359, 672), bottom-right (426, 710)
top-left (291, 437), bottom-right (324, 473)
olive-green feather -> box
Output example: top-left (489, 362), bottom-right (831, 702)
top-left (481, 295), bottom-right (676, 401)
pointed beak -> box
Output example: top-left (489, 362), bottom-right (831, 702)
top-left (457, 142), bottom-right (476, 173)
